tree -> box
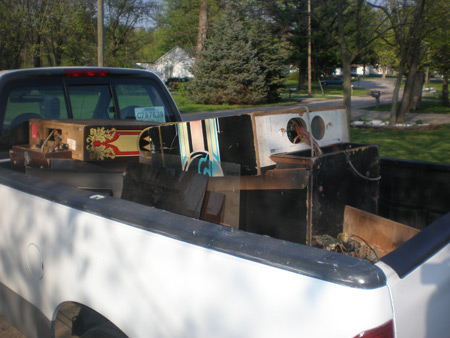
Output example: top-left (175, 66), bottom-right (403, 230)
top-left (427, 0), bottom-right (449, 107)
top-left (41, 0), bottom-right (97, 66)
top-left (0, 0), bottom-right (156, 68)
top-left (0, 0), bottom-right (97, 68)
top-left (261, 0), bottom-right (340, 90)
top-left (353, 44), bottom-right (378, 76)
top-left (187, 7), bottom-right (287, 105)
top-left (248, 20), bottom-right (288, 103)
top-left (62, 0), bottom-right (98, 65)
top-left (196, 0), bottom-right (208, 55)
top-left (396, 0), bottom-right (427, 122)
top-left (312, 0), bottom-right (387, 125)
top-left (370, 0), bottom-right (431, 124)
top-left (372, 31), bottom-right (398, 79)
top-left (24, 0), bottom-right (50, 67)
top-left (0, 0), bottom-right (28, 69)
top-left (288, 15), bottom-right (340, 89)
top-left (153, 0), bottom-right (222, 57)
top-left (133, 28), bottom-right (158, 61)
top-left (104, 0), bottom-right (157, 66)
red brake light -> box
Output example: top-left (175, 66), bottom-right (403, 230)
top-left (65, 69), bottom-right (110, 77)
top-left (353, 320), bottom-right (394, 338)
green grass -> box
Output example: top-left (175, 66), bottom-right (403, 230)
top-left (423, 81), bottom-right (445, 100)
top-left (350, 125), bottom-right (450, 164)
top-left (426, 80), bottom-right (443, 91)
top-left (366, 100), bottom-right (450, 114)
top-left (172, 93), bottom-right (255, 114)
top-left (364, 78), bottom-right (449, 114)
top-left (282, 79), bottom-right (370, 97)
top-left (173, 82), bottom-right (370, 114)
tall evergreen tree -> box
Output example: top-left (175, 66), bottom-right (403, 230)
top-left (188, 7), bottom-right (286, 105)
top-left (248, 20), bottom-right (288, 103)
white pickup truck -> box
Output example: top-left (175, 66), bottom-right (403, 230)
top-left (0, 67), bottom-right (449, 338)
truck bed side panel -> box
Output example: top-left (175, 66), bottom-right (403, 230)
top-left (378, 244), bottom-right (450, 338)
top-left (377, 212), bottom-right (450, 338)
top-left (0, 168), bottom-right (392, 338)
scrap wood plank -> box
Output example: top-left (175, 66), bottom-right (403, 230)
top-left (343, 205), bottom-right (420, 258)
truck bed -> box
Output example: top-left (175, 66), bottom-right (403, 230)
top-left (0, 101), bottom-right (449, 337)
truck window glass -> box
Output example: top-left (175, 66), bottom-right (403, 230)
top-left (67, 85), bottom-right (115, 120)
top-left (4, 85), bottom-right (68, 131)
top-left (113, 80), bottom-right (170, 122)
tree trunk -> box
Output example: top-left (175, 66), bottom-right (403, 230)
top-left (298, 69), bottom-right (306, 90)
top-left (46, 53), bottom-right (53, 67)
top-left (411, 71), bottom-right (424, 111)
top-left (396, 0), bottom-right (425, 123)
top-left (397, 50), bottom-right (421, 122)
top-left (443, 72), bottom-right (449, 107)
top-left (54, 49), bottom-right (63, 66)
top-left (425, 66), bottom-right (430, 85)
top-left (341, 57), bottom-right (353, 128)
top-left (196, 0), bottom-right (208, 56)
top-left (33, 35), bottom-right (42, 67)
top-left (389, 58), bottom-right (405, 125)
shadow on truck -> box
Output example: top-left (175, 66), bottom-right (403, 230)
top-left (6, 107), bottom-right (449, 264)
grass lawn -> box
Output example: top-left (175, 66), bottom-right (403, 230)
top-left (173, 93), bottom-right (256, 114)
top-left (173, 83), bottom-right (369, 114)
top-left (365, 79), bottom-right (449, 114)
top-left (282, 78), bottom-right (370, 98)
top-left (173, 91), bottom-right (313, 114)
top-left (350, 125), bottom-right (450, 164)
top-left (367, 100), bottom-right (450, 114)
top-left (425, 80), bottom-right (444, 96)
top-left (366, 100), bottom-right (450, 115)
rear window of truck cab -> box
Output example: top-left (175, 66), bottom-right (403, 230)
top-left (1, 76), bottom-right (177, 133)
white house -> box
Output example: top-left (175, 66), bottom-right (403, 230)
top-left (137, 47), bottom-right (195, 82)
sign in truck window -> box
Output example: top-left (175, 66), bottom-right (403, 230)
top-left (135, 107), bottom-right (166, 123)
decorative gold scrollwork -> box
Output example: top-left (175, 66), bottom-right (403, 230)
top-left (86, 127), bottom-right (117, 160)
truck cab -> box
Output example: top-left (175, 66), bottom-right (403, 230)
top-left (0, 67), bottom-right (182, 148)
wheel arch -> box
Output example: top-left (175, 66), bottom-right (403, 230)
top-left (52, 301), bottom-right (127, 338)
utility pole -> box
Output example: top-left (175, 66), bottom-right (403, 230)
top-left (97, 0), bottom-right (104, 67)
top-left (307, 0), bottom-right (312, 97)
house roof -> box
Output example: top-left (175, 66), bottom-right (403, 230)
top-left (155, 46), bottom-right (194, 64)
